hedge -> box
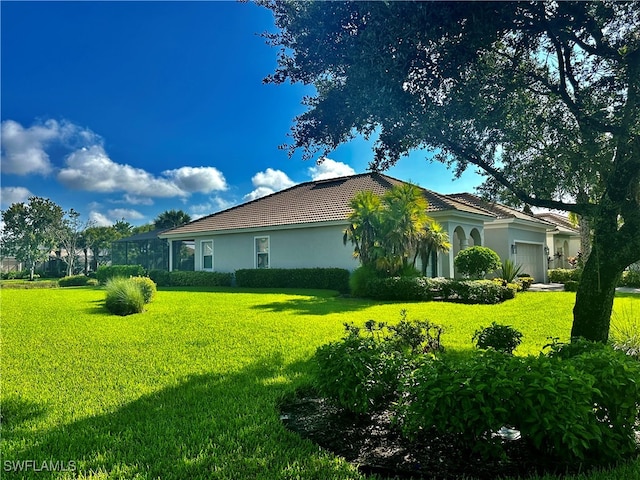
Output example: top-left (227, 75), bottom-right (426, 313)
top-left (59, 275), bottom-right (99, 287)
top-left (362, 276), bottom-right (515, 304)
top-left (167, 271), bottom-right (233, 287)
top-left (235, 268), bottom-right (350, 293)
top-left (96, 265), bottom-right (146, 284)
top-left (548, 268), bottom-right (582, 283)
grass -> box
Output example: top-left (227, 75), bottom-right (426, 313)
top-left (1, 287), bottom-right (639, 479)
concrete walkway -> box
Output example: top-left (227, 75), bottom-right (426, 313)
top-left (528, 283), bottom-right (640, 294)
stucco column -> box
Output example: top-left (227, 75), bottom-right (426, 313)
top-left (168, 239), bottom-right (173, 272)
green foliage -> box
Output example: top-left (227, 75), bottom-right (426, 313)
top-left (104, 277), bottom-right (145, 316)
top-left (611, 303), bottom-right (640, 360)
top-left (235, 268), bottom-right (349, 293)
top-left (399, 346), bottom-right (640, 464)
top-left (454, 246), bottom-right (501, 279)
top-left (169, 271), bottom-right (233, 287)
top-left (499, 258), bottom-right (523, 283)
top-left (362, 276), bottom-right (514, 304)
top-left (96, 265), bottom-right (146, 284)
top-left (314, 312), bottom-right (444, 414)
top-left (620, 269), bottom-right (640, 288)
top-left (472, 322), bottom-right (523, 354)
top-left (148, 269), bottom-right (171, 287)
top-left (548, 268), bottom-right (582, 283)
top-left (58, 275), bottom-right (94, 287)
top-left (564, 280), bottom-right (580, 292)
top-left (153, 209), bottom-right (192, 230)
top-left (130, 276), bottom-right (157, 303)
top-left (518, 275), bottom-right (535, 291)
top-left (348, 265), bottom-right (382, 297)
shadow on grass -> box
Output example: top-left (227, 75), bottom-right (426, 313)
top-left (250, 295), bottom-right (376, 315)
top-left (3, 357), bottom-right (359, 480)
top-left (0, 396), bottom-right (48, 428)
top-left (615, 291), bottom-right (640, 299)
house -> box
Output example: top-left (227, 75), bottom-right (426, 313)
top-left (534, 212), bottom-right (581, 269)
top-left (160, 172), bottom-right (554, 281)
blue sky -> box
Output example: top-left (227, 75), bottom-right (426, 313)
top-left (1, 1), bottom-right (483, 226)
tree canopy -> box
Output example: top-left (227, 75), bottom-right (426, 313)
top-left (262, 0), bottom-right (640, 342)
top-left (154, 210), bottom-right (192, 230)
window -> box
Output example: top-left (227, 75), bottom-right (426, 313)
top-left (255, 236), bottom-right (269, 269)
top-left (201, 240), bottom-right (213, 270)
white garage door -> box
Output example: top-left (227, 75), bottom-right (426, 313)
top-left (515, 243), bottom-right (544, 282)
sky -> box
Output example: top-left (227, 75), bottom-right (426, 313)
top-left (1, 1), bottom-right (484, 227)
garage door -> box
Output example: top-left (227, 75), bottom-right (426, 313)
top-left (515, 243), bottom-right (544, 282)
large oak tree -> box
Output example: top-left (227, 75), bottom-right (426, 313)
top-left (261, 0), bottom-right (640, 342)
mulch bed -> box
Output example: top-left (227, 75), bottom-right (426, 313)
top-left (279, 395), bottom-right (607, 479)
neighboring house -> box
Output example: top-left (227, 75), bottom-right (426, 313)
top-left (534, 212), bottom-right (581, 269)
top-left (159, 172), bottom-right (554, 281)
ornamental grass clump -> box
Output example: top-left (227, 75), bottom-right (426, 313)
top-left (104, 277), bottom-right (146, 316)
top-left (130, 276), bottom-right (157, 303)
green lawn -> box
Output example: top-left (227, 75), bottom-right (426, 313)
top-left (1, 287), bottom-right (639, 479)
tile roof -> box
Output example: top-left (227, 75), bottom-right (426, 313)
top-left (445, 193), bottom-right (553, 227)
top-left (534, 212), bottom-right (580, 233)
top-left (161, 172), bottom-right (493, 237)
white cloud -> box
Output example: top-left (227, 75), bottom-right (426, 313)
top-left (162, 166), bottom-right (227, 194)
top-left (108, 208), bottom-right (145, 221)
top-left (89, 211), bottom-right (113, 227)
top-left (308, 158), bottom-right (356, 181)
top-left (123, 194), bottom-right (154, 206)
top-left (0, 186), bottom-right (33, 207)
top-left (243, 168), bottom-right (296, 201)
top-left (0, 119), bottom-right (100, 176)
top-left (57, 146), bottom-right (228, 198)
top-left (190, 195), bottom-right (236, 219)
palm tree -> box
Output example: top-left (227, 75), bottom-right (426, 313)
top-left (343, 191), bottom-right (383, 267)
top-left (379, 184), bottom-right (431, 275)
top-left (414, 221), bottom-right (451, 277)
top-left (154, 210), bottom-right (192, 230)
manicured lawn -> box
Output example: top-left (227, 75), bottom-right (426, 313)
top-left (1, 287), bottom-right (638, 479)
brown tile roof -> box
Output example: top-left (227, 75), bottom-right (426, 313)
top-left (534, 212), bottom-right (580, 233)
top-left (161, 173), bottom-right (493, 237)
top-left (445, 193), bottom-right (553, 226)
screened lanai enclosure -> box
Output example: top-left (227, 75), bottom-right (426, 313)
top-left (112, 229), bottom-right (195, 271)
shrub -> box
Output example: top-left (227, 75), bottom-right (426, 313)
top-left (96, 265), bottom-right (146, 284)
top-left (472, 322), bottom-right (523, 354)
top-left (104, 277), bottom-right (145, 316)
top-left (548, 268), bottom-right (581, 283)
top-left (362, 277), bottom-right (513, 304)
top-left (314, 323), bottom-right (405, 414)
top-left (564, 280), bottom-right (580, 292)
top-left (59, 275), bottom-right (93, 287)
top-left (620, 269), bottom-right (640, 288)
top-left (314, 313), bottom-right (445, 414)
top-left (399, 346), bottom-right (640, 465)
top-left (546, 340), bottom-right (640, 463)
top-left (169, 271), bottom-right (233, 287)
top-left (86, 278), bottom-right (99, 286)
top-left (235, 268), bottom-right (349, 293)
top-left (148, 269), bottom-right (171, 287)
top-left (454, 246), bottom-right (501, 279)
top-left (348, 265), bottom-right (382, 297)
top-left (518, 275), bottom-right (534, 291)
top-left (499, 259), bottom-right (523, 283)
top-left (130, 276), bottom-right (157, 303)
top-left (611, 303), bottom-right (640, 359)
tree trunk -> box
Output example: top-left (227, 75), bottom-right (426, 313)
top-left (578, 215), bottom-right (592, 263)
top-left (83, 248), bottom-right (89, 275)
top-left (571, 246), bottom-right (622, 342)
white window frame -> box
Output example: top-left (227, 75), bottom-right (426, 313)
top-left (201, 239), bottom-right (214, 271)
top-left (254, 236), bottom-right (270, 269)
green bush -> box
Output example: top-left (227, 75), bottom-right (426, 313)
top-left (517, 275), bottom-right (535, 291)
top-left (148, 269), bottom-right (171, 287)
top-left (620, 269), bottom-right (640, 288)
top-left (361, 277), bottom-right (513, 304)
top-left (168, 271), bottom-right (233, 287)
top-left (398, 346), bottom-right (640, 465)
top-left (104, 277), bottom-right (145, 316)
top-left (87, 278), bottom-right (99, 286)
top-left (130, 276), bottom-right (157, 303)
top-left (235, 268), bottom-right (349, 293)
top-left (314, 314), bottom-right (444, 414)
top-left (59, 275), bottom-right (93, 287)
top-left (564, 280), bottom-right (580, 291)
top-left (472, 322), bottom-right (523, 354)
top-left (96, 265), bottom-right (146, 284)
top-left (454, 246), bottom-right (501, 279)
top-left (314, 323), bottom-right (405, 414)
top-left (348, 265), bottom-right (382, 297)
top-left (499, 258), bottom-right (523, 283)
top-left (548, 268), bottom-right (582, 283)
